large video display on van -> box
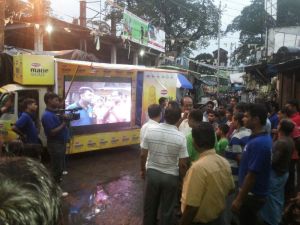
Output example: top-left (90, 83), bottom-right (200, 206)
top-left (64, 78), bottom-right (131, 127)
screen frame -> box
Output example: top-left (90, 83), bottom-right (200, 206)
top-left (64, 75), bottom-right (132, 135)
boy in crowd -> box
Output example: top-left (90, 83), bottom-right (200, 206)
top-left (203, 101), bottom-right (214, 122)
top-left (185, 109), bottom-right (203, 164)
top-left (12, 98), bottom-right (39, 145)
top-left (141, 101), bottom-right (188, 225)
top-left (215, 124), bottom-right (229, 155)
top-left (180, 122), bottom-right (234, 225)
top-left (260, 119), bottom-right (295, 225)
top-left (232, 103), bottom-right (272, 225)
top-left (178, 96), bottom-right (194, 136)
top-left (0, 157), bottom-right (61, 225)
top-left (140, 104), bottom-right (161, 144)
top-left (42, 92), bottom-right (69, 195)
top-left (158, 97), bottom-right (168, 123)
top-left (207, 110), bottom-right (218, 130)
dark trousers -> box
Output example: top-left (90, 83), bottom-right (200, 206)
top-left (285, 159), bottom-right (297, 199)
top-left (239, 195), bottom-right (266, 225)
top-left (143, 169), bottom-right (179, 225)
top-left (47, 141), bottom-right (66, 183)
top-left (191, 215), bottom-right (222, 225)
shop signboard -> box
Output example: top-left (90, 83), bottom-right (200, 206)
top-left (122, 10), bottom-right (165, 52)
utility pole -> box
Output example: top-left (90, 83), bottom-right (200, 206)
top-left (0, 0), bottom-right (5, 51)
top-left (110, 0), bottom-right (117, 64)
top-left (216, 1), bottom-right (221, 96)
top-left (34, 0), bottom-right (43, 51)
top-left (79, 0), bottom-right (87, 51)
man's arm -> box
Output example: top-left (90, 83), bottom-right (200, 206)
top-left (140, 148), bottom-right (148, 179)
top-left (179, 205), bottom-right (199, 225)
top-left (232, 172), bottom-right (256, 213)
top-left (12, 125), bottom-right (26, 140)
top-left (49, 121), bottom-right (67, 136)
top-left (179, 157), bottom-right (188, 178)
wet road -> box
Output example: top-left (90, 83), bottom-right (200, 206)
top-left (61, 145), bottom-right (144, 225)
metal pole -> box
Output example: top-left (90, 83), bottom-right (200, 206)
top-left (34, 0), bottom-right (43, 51)
top-left (0, 0), bottom-right (5, 51)
top-left (217, 1), bottom-right (221, 96)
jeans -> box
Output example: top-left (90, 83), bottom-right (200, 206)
top-left (47, 141), bottom-right (66, 183)
top-left (143, 169), bottom-right (179, 225)
top-left (239, 195), bottom-right (266, 225)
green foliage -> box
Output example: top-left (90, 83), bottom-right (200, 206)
top-left (122, 0), bottom-right (219, 56)
top-left (194, 53), bottom-right (214, 64)
top-left (226, 0), bottom-right (273, 65)
top-left (5, 0), bottom-right (51, 21)
top-left (277, 0), bottom-right (300, 27)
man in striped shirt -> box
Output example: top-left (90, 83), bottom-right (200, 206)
top-left (141, 101), bottom-right (189, 225)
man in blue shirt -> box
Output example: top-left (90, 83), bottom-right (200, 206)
top-left (66, 87), bottom-right (95, 126)
top-left (42, 92), bottom-right (68, 186)
top-left (232, 103), bottom-right (272, 225)
top-left (12, 98), bottom-right (39, 144)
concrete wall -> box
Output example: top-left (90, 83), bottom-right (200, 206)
top-left (268, 26), bottom-right (300, 56)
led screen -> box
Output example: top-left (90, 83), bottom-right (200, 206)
top-left (64, 77), bottom-right (131, 128)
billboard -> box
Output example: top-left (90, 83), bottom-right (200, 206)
top-left (122, 10), bottom-right (165, 52)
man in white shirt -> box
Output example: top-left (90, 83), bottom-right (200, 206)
top-left (141, 101), bottom-right (189, 225)
top-left (178, 96), bottom-right (194, 136)
top-left (140, 104), bottom-right (161, 144)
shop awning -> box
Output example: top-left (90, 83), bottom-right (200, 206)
top-left (177, 74), bottom-right (193, 89)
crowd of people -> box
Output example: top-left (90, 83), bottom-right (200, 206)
top-left (2, 91), bottom-right (300, 225)
top-left (140, 96), bottom-right (300, 225)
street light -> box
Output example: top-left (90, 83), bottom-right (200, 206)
top-left (45, 24), bottom-right (53, 33)
top-left (140, 49), bottom-right (145, 56)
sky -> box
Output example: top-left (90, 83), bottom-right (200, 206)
top-left (49, 0), bottom-right (252, 56)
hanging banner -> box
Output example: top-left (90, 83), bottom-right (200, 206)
top-left (122, 10), bottom-right (149, 46)
top-left (122, 10), bottom-right (165, 52)
top-left (141, 71), bottom-right (177, 123)
top-left (148, 24), bottom-right (165, 53)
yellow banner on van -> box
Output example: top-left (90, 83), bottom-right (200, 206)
top-left (13, 55), bottom-right (54, 85)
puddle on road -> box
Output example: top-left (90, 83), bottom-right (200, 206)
top-left (67, 175), bottom-right (136, 225)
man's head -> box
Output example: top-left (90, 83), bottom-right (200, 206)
top-left (44, 92), bottom-right (60, 109)
top-left (21, 98), bottom-right (38, 113)
top-left (243, 103), bottom-right (267, 130)
top-left (148, 104), bottom-right (161, 122)
top-left (180, 96), bottom-right (193, 113)
top-left (207, 110), bottom-right (217, 123)
top-left (0, 157), bottom-right (61, 225)
top-left (192, 122), bottom-right (215, 152)
top-left (232, 112), bottom-right (245, 129)
top-left (158, 97), bottom-right (168, 108)
top-left (216, 124), bottom-right (230, 138)
top-left (278, 119), bottom-right (295, 136)
top-left (285, 99), bottom-right (299, 117)
top-left (230, 97), bottom-right (239, 107)
top-left (165, 101), bottom-right (182, 125)
top-left (188, 109), bottom-right (203, 129)
top-left (278, 107), bottom-right (288, 121)
top-left (79, 87), bottom-right (94, 104)
top-left (226, 107), bottom-right (233, 121)
top-left (206, 101), bottom-right (215, 112)
top-left (234, 102), bottom-right (248, 114)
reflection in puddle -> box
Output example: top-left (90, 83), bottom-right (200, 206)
top-left (67, 176), bottom-right (134, 225)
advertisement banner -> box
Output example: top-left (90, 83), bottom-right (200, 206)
top-left (13, 55), bottom-right (54, 85)
top-left (122, 10), bottom-right (165, 52)
top-left (122, 10), bottom-right (149, 46)
top-left (148, 25), bottom-right (165, 53)
top-left (141, 71), bottom-right (177, 123)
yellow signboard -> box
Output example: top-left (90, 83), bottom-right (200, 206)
top-left (68, 129), bottom-right (140, 154)
top-left (13, 55), bottom-right (54, 85)
top-left (142, 71), bottom-right (177, 123)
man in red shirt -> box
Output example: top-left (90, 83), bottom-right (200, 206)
top-left (285, 99), bottom-right (300, 197)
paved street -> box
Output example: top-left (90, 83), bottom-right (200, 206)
top-left (61, 145), bottom-right (144, 225)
